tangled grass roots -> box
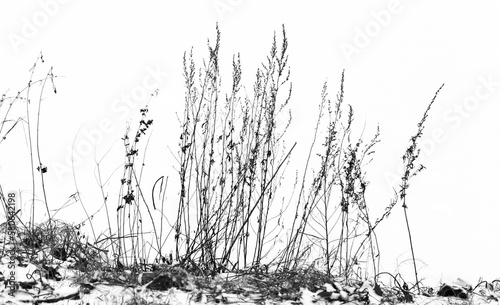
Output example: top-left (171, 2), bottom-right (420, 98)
top-left (191, 266), bottom-right (340, 299)
top-left (0, 219), bottom-right (105, 270)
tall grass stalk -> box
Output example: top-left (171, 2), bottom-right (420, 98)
top-left (115, 103), bottom-right (161, 269)
top-left (0, 53), bottom-right (57, 245)
top-left (399, 84), bottom-right (444, 293)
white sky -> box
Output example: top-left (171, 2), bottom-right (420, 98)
top-left (1, 0), bottom-right (500, 287)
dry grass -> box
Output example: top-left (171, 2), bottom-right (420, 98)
top-left (0, 26), bottom-right (446, 304)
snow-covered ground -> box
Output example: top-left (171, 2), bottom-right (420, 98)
top-left (0, 257), bottom-right (499, 305)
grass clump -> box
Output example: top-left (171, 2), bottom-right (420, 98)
top-left (174, 24), bottom-right (294, 275)
top-left (0, 25), bottom-right (447, 302)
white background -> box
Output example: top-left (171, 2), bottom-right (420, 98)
top-left (1, 1), bottom-right (500, 287)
